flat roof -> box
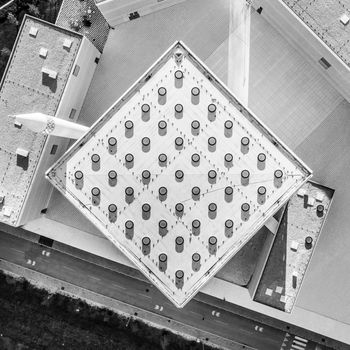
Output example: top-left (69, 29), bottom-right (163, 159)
top-left (255, 181), bottom-right (334, 312)
top-left (283, 0), bottom-right (350, 67)
top-left (47, 41), bottom-right (312, 307)
top-left (56, 0), bottom-right (109, 53)
top-left (0, 15), bottom-right (82, 226)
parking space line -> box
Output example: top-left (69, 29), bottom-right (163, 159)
top-left (10, 247), bottom-right (23, 254)
top-left (138, 293), bottom-right (152, 299)
top-left (62, 265), bottom-right (74, 272)
top-left (112, 283), bottom-right (126, 290)
top-left (88, 275), bottom-right (100, 281)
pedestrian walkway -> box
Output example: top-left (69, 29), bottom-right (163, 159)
top-left (280, 333), bottom-right (309, 350)
top-left (290, 335), bottom-right (308, 350)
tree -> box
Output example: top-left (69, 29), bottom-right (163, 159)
top-left (160, 331), bottom-right (170, 350)
top-left (7, 12), bottom-right (18, 26)
top-left (27, 4), bottom-right (40, 17)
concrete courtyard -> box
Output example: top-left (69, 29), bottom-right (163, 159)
top-left (41, 0), bottom-right (350, 334)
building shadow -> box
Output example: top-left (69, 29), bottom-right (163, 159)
top-left (253, 205), bottom-right (288, 311)
top-left (215, 226), bottom-right (270, 286)
top-left (16, 154), bottom-right (29, 170)
top-left (42, 74), bottom-right (57, 93)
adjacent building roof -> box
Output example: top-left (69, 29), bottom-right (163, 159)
top-left (0, 15), bottom-right (82, 226)
top-left (56, 0), bottom-right (109, 53)
top-left (46, 41), bottom-right (312, 307)
top-left (283, 0), bottom-right (350, 67)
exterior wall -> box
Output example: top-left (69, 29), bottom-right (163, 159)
top-left (247, 207), bottom-right (286, 298)
top-left (253, 0), bottom-right (350, 102)
top-left (17, 38), bottom-right (101, 226)
top-left (55, 37), bottom-right (101, 124)
top-left (96, 0), bottom-right (188, 26)
top-left (247, 230), bottom-right (275, 297)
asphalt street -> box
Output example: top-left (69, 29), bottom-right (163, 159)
top-left (0, 230), bottom-right (317, 350)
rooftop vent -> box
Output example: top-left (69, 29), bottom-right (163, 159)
top-left (340, 13), bottom-right (349, 26)
top-left (2, 206), bottom-right (12, 217)
top-left (39, 48), bottom-right (48, 58)
top-left (29, 27), bottom-right (38, 37)
top-left (42, 67), bottom-right (58, 79)
top-left (63, 38), bottom-right (73, 49)
top-left (14, 120), bottom-right (22, 129)
top-left (16, 148), bottom-right (29, 158)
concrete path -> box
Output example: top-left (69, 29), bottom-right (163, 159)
top-left (227, 0), bottom-right (251, 105)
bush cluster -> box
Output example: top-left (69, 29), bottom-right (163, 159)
top-left (0, 271), bottom-right (208, 350)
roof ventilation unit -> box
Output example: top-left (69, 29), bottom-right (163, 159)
top-left (29, 27), bottom-right (38, 37)
top-left (42, 67), bottom-right (58, 79)
top-left (63, 38), bottom-right (73, 50)
top-left (39, 48), bottom-right (48, 58)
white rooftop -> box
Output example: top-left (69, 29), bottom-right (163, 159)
top-left (46, 41), bottom-right (312, 307)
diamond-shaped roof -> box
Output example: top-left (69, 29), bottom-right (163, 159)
top-left (46, 41), bottom-right (312, 307)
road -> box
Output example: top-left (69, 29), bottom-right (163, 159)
top-left (0, 230), bottom-right (317, 350)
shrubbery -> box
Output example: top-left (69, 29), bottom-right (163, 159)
top-left (0, 0), bottom-right (62, 79)
top-left (0, 271), bottom-right (207, 350)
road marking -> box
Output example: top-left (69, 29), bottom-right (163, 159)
top-left (189, 310), bottom-right (201, 316)
top-left (139, 293), bottom-right (151, 299)
top-left (291, 345), bottom-right (306, 350)
top-left (294, 336), bottom-right (307, 343)
top-left (214, 319), bottom-right (227, 327)
top-left (238, 327), bottom-right (254, 336)
top-left (112, 283), bottom-right (126, 290)
top-left (88, 275), bottom-right (100, 281)
top-left (254, 325), bottom-right (263, 332)
top-left (280, 332), bottom-right (291, 350)
top-left (10, 247), bottom-right (23, 254)
top-left (62, 266), bottom-right (74, 272)
top-left (293, 340), bottom-right (307, 346)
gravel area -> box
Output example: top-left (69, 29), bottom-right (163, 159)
top-left (254, 181), bottom-right (334, 312)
